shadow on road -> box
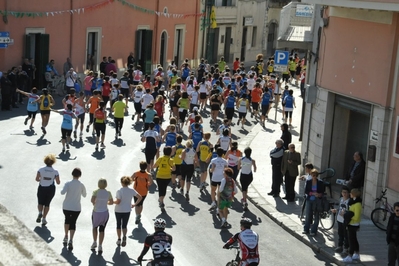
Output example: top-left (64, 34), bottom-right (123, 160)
top-left (88, 252), bottom-right (107, 266)
top-left (131, 223), bottom-right (149, 243)
top-left (60, 247), bottom-right (82, 265)
top-left (112, 246), bottom-right (135, 265)
top-left (33, 225), bottom-right (54, 243)
top-left (26, 135), bottom-right (51, 146)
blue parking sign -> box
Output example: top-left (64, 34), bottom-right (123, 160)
top-left (274, 50), bottom-right (290, 72)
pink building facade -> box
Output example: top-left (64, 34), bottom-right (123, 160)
top-left (301, 0), bottom-right (399, 216)
top-left (0, 0), bottom-right (201, 87)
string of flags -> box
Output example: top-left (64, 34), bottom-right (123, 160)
top-left (0, 0), bottom-right (205, 19)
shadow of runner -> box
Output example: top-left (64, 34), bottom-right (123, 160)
top-left (91, 149), bottom-right (105, 160)
top-left (33, 225), bottom-right (54, 243)
top-left (88, 252), bottom-right (107, 266)
top-left (26, 135), bottom-right (51, 146)
top-left (112, 246), bottom-right (135, 266)
top-left (131, 223), bottom-right (149, 244)
top-left (60, 247), bottom-right (82, 266)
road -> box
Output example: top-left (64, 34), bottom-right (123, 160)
top-left (0, 93), bottom-right (336, 265)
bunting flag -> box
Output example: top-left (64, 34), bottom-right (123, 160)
top-left (0, 0), bottom-right (204, 19)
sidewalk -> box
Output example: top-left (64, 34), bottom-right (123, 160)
top-left (238, 84), bottom-right (387, 266)
top-left (0, 204), bottom-right (69, 266)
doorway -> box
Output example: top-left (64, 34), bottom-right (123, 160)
top-left (224, 27), bottom-right (232, 63)
top-left (86, 28), bottom-right (101, 72)
top-left (174, 29), bottom-right (183, 66)
top-left (135, 29), bottom-right (153, 74)
top-left (24, 33), bottom-right (49, 90)
top-left (240, 27), bottom-right (247, 62)
top-left (267, 22), bottom-right (277, 57)
top-left (160, 31), bottom-right (167, 69)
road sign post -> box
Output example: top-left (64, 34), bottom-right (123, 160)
top-left (274, 50), bottom-right (290, 72)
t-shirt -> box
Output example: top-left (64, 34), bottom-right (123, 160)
top-left (120, 77), bottom-right (130, 89)
top-left (240, 157), bottom-right (253, 175)
top-left (89, 97), bottom-right (101, 113)
top-left (226, 150), bottom-right (242, 167)
top-left (113, 101), bottom-right (126, 118)
top-left (141, 94), bottom-right (154, 109)
top-left (40, 95), bottom-right (52, 110)
top-left (92, 189), bottom-right (112, 212)
top-left (219, 136), bottom-right (231, 151)
top-left (143, 231), bottom-right (174, 262)
top-left (251, 88), bottom-right (262, 103)
top-left (133, 171), bottom-right (150, 196)
top-left (211, 157), bottom-right (228, 182)
top-left (27, 93), bottom-right (39, 112)
top-left (37, 166), bottom-right (59, 187)
top-left (60, 109), bottom-right (76, 130)
top-left (115, 187), bottom-right (138, 213)
top-left (198, 141), bottom-right (211, 162)
top-left (173, 144), bottom-right (185, 165)
top-left (144, 130), bottom-right (159, 150)
top-left (133, 90), bottom-right (144, 103)
top-left (102, 82), bottom-right (111, 97)
top-left (219, 177), bottom-right (237, 200)
top-left (144, 109), bottom-right (157, 123)
top-left (61, 179), bottom-right (87, 212)
top-left (183, 148), bottom-right (196, 165)
top-left (155, 156), bottom-right (174, 179)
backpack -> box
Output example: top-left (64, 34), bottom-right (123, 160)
top-left (43, 96), bottom-right (49, 108)
top-left (134, 70), bottom-right (141, 81)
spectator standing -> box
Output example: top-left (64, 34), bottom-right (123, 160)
top-left (99, 57), bottom-right (108, 74)
top-left (268, 139), bottom-right (284, 197)
top-left (332, 186), bottom-right (350, 254)
top-left (345, 151), bottom-right (366, 189)
top-left (127, 52), bottom-right (136, 67)
top-left (281, 143), bottom-right (301, 202)
top-left (22, 58), bottom-right (34, 91)
top-left (60, 167), bottom-right (87, 251)
top-left (280, 123), bottom-right (292, 150)
top-left (63, 58), bottom-right (73, 77)
top-left (105, 60), bottom-right (117, 76)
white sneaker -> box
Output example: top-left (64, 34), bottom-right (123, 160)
top-left (116, 239), bottom-right (121, 246)
top-left (352, 253), bottom-right (360, 260)
top-left (91, 242), bottom-right (97, 250)
top-left (342, 256), bottom-right (352, 263)
top-left (41, 218), bottom-right (47, 225)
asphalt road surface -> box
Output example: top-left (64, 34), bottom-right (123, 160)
top-left (0, 96), bottom-right (336, 265)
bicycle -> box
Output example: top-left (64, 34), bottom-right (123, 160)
top-left (320, 201), bottom-right (336, 230)
top-left (226, 246), bottom-right (241, 266)
top-left (371, 189), bottom-right (393, 231)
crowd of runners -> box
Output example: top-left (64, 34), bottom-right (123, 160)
top-left (26, 52), bottom-right (307, 265)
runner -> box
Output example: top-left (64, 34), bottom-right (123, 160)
top-left (225, 141), bottom-right (242, 181)
top-left (131, 161), bottom-right (153, 224)
top-left (141, 122), bottom-right (160, 173)
top-left (153, 116), bottom-right (164, 159)
top-left (90, 178), bottom-right (113, 254)
top-left (143, 103), bottom-right (157, 132)
top-left (171, 135), bottom-right (185, 190)
top-left (73, 91), bottom-right (86, 138)
top-left (251, 83), bottom-right (263, 119)
top-left (283, 89), bottom-right (296, 127)
top-left (35, 154), bottom-right (60, 226)
top-left (237, 94), bottom-right (250, 130)
top-left (209, 147), bottom-right (228, 211)
top-left (86, 90), bottom-right (102, 136)
top-left (177, 91), bottom-right (190, 133)
top-left (113, 176), bottom-right (142, 247)
top-left (197, 132), bottom-right (213, 191)
top-left (224, 90), bottom-right (236, 125)
top-left (217, 128), bottom-right (232, 155)
top-left (238, 147), bottom-right (257, 211)
top-left (16, 87), bottom-right (39, 130)
top-left (36, 88), bottom-right (55, 135)
top-left (101, 76), bottom-right (111, 110)
top-left (180, 140), bottom-right (197, 201)
top-left (94, 101), bottom-right (107, 151)
top-left (51, 104), bottom-right (77, 152)
top-left (260, 86), bottom-right (273, 127)
top-left (153, 146), bottom-right (175, 213)
top-left (112, 94), bottom-right (127, 139)
top-left (131, 85), bottom-right (144, 123)
top-left (218, 167), bottom-right (237, 228)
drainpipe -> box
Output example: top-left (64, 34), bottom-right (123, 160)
top-left (193, 0), bottom-right (199, 62)
top-left (201, 1), bottom-right (206, 58)
top-left (69, 0), bottom-right (73, 66)
top-left (154, 0), bottom-right (160, 69)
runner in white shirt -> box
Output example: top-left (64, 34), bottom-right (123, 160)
top-left (209, 147), bottom-right (228, 210)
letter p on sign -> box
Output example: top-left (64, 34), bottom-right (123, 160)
top-left (274, 50), bottom-right (289, 65)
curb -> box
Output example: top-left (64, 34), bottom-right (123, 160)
top-left (237, 125), bottom-right (356, 266)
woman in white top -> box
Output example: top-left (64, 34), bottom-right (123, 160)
top-left (91, 178), bottom-right (113, 254)
top-left (113, 176), bottom-right (142, 247)
top-left (238, 147), bottom-right (257, 208)
top-left (60, 167), bottom-right (87, 250)
top-left (180, 140), bottom-right (198, 202)
top-left (35, 154), bottom-right (60, 226)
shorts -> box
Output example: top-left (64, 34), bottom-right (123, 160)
top-left (102, 96), bottom-right (110, 104)
top-left (238, 112), bottom-right (247, 119)
top-left (219, 199), bottom-right (232, 209)
top-left (211, 104), bottom-right (220, 111)
top-left (133, 81), bottom-right (139, 85)
top-left (211, 181), bottom-right (221, 187)
top-left (27, 111), bottom-right (37, 119)
top-left (40, 110), bottom-right (50, 115)
top-left (261, 104), bottom-right (269, 116)
top-left (134, 195), bottom-right (146, 207)
top-left (121, 88), bottom-right (130, 98)
top-left (171, 164), bottom-right (182, 176)
top-left (179, 109), bottom-right (188, 123)
top-left (37, 185), bottom-right (56, 207)
top-left (199, 161), bottom-right (210, 173)
top-left (181, 164), bottom-right (194, 182)
top-left (200, 93), bottom-right (207, 100)
top-left (251, 102), bottom-right (259, 111)
top-left (282, 74), bottom-right (290, 82)
top-left (190, 103), bottom-right (199, 112)
top-left (61, 128), bottom-right (72, 139)
top-left (77, 113), bottom-right (85, 123)
top-left (285, 111), bottom-right (293, 118)
top-left (240, 173), bottom-right (254, 192)
top-left (95, 123), bottom-right (106, 136)
top-left (134, 102), bottom-right (142, 113)
top-left (145, 149), bottom-right (157, 164)
top-left (84, 90), bottom-right (92, 96)
top-left (225, 108), bottom-right (234, 120)
top-left (290, 70), bottom-right (296, 77)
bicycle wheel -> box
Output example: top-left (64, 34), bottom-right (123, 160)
top-left (371, 208), bottom-right (390, 231)
top-left (319, 210), bottom-right (335, 230)
top-left (56, 81), bottom-right (66, 97)
top-left (299, 199), bottom-right (306, 223)
top-left (226, 262), bottom-right (239, 266)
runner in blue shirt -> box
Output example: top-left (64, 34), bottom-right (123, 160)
top-left (163, 125), bottom-right (177, 147)
top-left (16, 87), bottom-right (40, 130)
top-left (260, 87), bottom-right (273, 126)
top-left (51, 104), bottom-right (77, 152)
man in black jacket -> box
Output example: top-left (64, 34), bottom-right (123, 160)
top-left (280, 123), bottom-right (292, 150)
top-left (345, 151), bottom-right (365, 189)
top-left (387, 202), bottom-right (399, 266)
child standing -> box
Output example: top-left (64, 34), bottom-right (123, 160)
top-left (332, 186), bottom-right (350, 254)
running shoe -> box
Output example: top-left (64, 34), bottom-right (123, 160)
top-left (79, 132), bottom-right (83, 137)
top-left (92, 131), bottom-right (95, 136)
top-left (237, 120), bottom-right (240, 125)
top-left (116, 239), bottom-right (121, 246)
top-left (29, 126), bottom-right (34, 130)
top-left (119, 132), bottom-right (121, 137)
top-left (180, 188), bottom-right (184, 195)
top-left (36, 213), bottom-right (42, 223)
top-left (209, 204), bottom-right (216, 211)
top-left (95, 144), bottom-right (99, 151)
top-left (185, 193), bottom-right (190, 202)
top-left (121, 236), bottom-right (127, 247)
top-left (24, 118), bottom-right (28, 125)
top-left (115, 133), bottom-right (118, 139)
top-left (221, 221), bottom-right (227, 228)
top-left (66, 144), bottom-right (70, 150)
top-left (41, 218), bottom-right (47, 226)
top-left (135, 215), bottom-right (141, 225)
top-left (224, 222), bottom-right (230, 228)
top-left (86, 125), bottom-right (89, 133)
top-left (62, 147), bottom-right (65, 153)
top-left (63, 238), bottom-right (68, 247)
top-left (98, 245), bottom-right (103, 254)
top-left (101, 143), bottom-right (106, 149)
top-left (131, 114), bottom-right (135, 120)
top-left (41, 127), bottom-right (46, 134)
top-left (68, 241), bottom-right (73, 251)
top-left (73, 131), bottom-right (77, 139)
top-left (90, 242), bottom-right (97, 250)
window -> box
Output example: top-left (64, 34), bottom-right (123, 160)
top-left (251, 27), bottom-right (257, 47)
top-left (222, 0), bottom-right (233, 6)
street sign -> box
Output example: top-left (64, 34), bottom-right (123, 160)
top-left (274, 50), bottom-right (290, 72)
top-left (0, 32), bottom-right (10, 37)
top-left (0, 43), bottom-right (8, 48)
top-left (0, 37), bottom-right (11, 43)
